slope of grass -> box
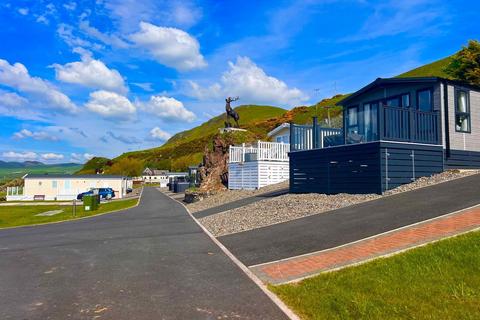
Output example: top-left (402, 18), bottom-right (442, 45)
top-left (272, 231), bottom-right (480, 319)
top-left (290, 94), bottom-right (346, 126)
top-left (133, 105), bottom-right (286, 151)
top-left (397, 55), bottom-right (454, 79)
top-left (76, 157), bottom-right (111, 174)
top-left (0, 198), bottom-right (139, 228)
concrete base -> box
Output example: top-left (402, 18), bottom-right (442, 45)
top-left (219, 127), bottom-right (247, 134)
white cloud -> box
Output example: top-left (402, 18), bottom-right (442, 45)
top-left (85, 90), bottom-right (136, 119)
top-left (13, 129), bottom-right (59, 141)
top-left (2, 151), bottom-right (38, 160)
top-left (36, 15), bottom-right (49, 25)
top-left (0, 90), bottom-right (28, 107)
top-left (132, 82), bottom-right (153, 91)
top-left (186, 80), bottom-right (222, 100)
top-left (187, 57), bottom-right (308, 106)
top-left (102, 0), bottom-right (202, 31)
top-left (57, 23), bottom-right (96, 48)
top-left (63, 2), bottom-right (77, 11)
top-left (138, 95), bottom-right (195, 122)
top-left (106, 131), bottom-right (141, 144)
top-left (150, 127), bottom-right (172, 141)
top-left (41, 153), bottom-right (64, 160)
top-left (130, 22), bottom-right (206, 71)
top-left (52, 54), bottom-right (127, 93)
top-left (0, 59), bottom-right (78, 112)
top-left (18, 8), bottom-right (29, 15)
top-left (71, 152), bottom-right (94, 162)
top-left (341, 1), bottom-right (447, 42)
top-left (79, 19), bottom-right (129, 48)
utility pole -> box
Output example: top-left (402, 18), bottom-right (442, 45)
top-left (313, 88), bottom-right (321, 117)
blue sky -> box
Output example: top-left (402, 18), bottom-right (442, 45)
top-left (0, 0), bottom-right (478, 163)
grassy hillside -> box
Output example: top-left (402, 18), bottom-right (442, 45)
top-left (397, 55), bottom-right (454, 79)
top-left (76, 157), bottom-right (111, 174)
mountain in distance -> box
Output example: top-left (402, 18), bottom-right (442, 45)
top-left (0, 161), bottom-right (83, 181)
top-left (0, 160), bottom-right (80, 169)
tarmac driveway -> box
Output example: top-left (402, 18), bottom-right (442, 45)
top-left (0, 187), bottom-right (286, 319)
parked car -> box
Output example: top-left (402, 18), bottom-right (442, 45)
top-left (77, 188), bottom-right (115, 200)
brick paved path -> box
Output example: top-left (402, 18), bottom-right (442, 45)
top-left (250, 205), bottom-right (480, 284)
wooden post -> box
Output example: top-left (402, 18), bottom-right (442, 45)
top-left (379, 105), bottom-right (385, 141)
top-left (312, 116), bottom-right (318, 149)
top-left (409, 108), bottom-right (415, 142)
top-left (242, 143), bottom-right (245, 162)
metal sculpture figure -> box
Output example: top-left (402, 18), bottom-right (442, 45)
top-left (225, 96), bottom-right (240, 128)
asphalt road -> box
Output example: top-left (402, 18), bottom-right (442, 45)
top-left (0, 188), bottom-right (287, 320)
top-left (219, 174), bottom-right (480, 266)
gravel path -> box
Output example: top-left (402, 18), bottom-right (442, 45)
top-left (200, 170), bottom-right (480, 237)
top-left (186, 181), bottom-right (288, 213)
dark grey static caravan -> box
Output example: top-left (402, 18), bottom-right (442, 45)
top-left (290, 77), bottom-right (480, 194)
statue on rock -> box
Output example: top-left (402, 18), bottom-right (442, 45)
top-left (225, 96), bottom-right (240, 128)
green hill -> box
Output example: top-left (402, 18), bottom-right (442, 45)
top-left (397, 55), bottom-right (454, 79)
top-left (76, 157), bottom-right (111, 174)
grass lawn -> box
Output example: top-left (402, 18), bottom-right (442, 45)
top-left (0, 198), bottom-right (139, 228)
top-left (271, 231), bottom-right (480, 319)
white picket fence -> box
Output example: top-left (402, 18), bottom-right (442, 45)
top-left (229, 141), bottom-right (290, 163)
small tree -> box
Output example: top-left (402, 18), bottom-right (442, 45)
top-left (445, 40), bottom-right (480, 86)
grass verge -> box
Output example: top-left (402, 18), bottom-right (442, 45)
top-left (0, 198), bottom-right (139, 228)
top-left (271, 231), bottom-right (480, 319)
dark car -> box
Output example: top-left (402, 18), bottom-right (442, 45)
top-left (77, 188), bottom-right (115, 200)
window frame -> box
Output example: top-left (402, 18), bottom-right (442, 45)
top-left (346, 105), bottom-right (359, 132)
top-left (416, 87), bottom-right (434, 112)
top-left (454, 87), bottom-right (471, 133)
top-left (401, 93), bottom-right (411, 108)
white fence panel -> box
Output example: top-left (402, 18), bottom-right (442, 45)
top-left (228, 161), bottom-right (289, 190)
top-left (229, 141), bottom-right (290, 163)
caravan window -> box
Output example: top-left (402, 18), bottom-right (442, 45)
top-left (455, 89), bottom-right (471, 133)
top-left (401, 94), bottom-right (411, 108)
top-left (417, 89), bottom-right (433, 111)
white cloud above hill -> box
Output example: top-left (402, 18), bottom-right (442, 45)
top-left (130, 22), bottom-right (206, 71)
top-left (137, 95), bottom-right (196, 122)
top-left (187, 56), bottom-right (308, 106)
top-left (85, 90), bottom-right (136, 120)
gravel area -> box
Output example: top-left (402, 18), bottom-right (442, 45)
top-left (199, 170), bottom-right (480, 237)
top-left (186, 181), bottom-right (289, 213)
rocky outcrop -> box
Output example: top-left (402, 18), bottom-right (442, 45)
top-left (198, 134), bottom-right (230, 192)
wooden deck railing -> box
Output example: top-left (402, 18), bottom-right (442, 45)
top-left (291, 124), bottom-right (343, 151)
top-left (229, 141), bottom-right (290, 163)
top-left (382, 106), bottom-right (440, 144)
